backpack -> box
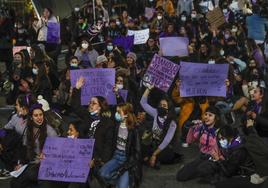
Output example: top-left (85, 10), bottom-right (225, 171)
top-left (45, 110), bottom-right (63, 136)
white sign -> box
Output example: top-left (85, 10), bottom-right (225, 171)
top-left (127, 29), bottom-right (150, 45)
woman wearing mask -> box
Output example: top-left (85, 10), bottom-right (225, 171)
top-left (71, 77), bottom-right (115, 178)
top-left (176, 106), bottom-right (222, 181)
top-left (32, 61), bottom-right (53, 103)
top-left (140, 86), bottom-right (182, 168)
top-left (0, 94), bottom-right (36, 172)
top-left (99, 103), bottom-right (141, 188)
top-left (10, 103), bottom-right (57, 188)
top-left (74, 38), bottom-right (99, 68)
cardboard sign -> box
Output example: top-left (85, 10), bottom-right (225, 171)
top-left (70, 69), bottom-right (115, 105)
top-left (179, 62), bottom-right (229, 97)
top-left (206, 7), bottom-right (225, 29)
top-left (127, 29), bottom-right (150, 45)
top-left (159, 37), bottom-right (189, 57)
top-left (143, 54), bottom-right (180, 92)
top-left (38, 137), bottom-right (95, 183)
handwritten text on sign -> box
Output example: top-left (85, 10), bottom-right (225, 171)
top-left (144, 54), bottom-right (180, 92)
top-left (70, 69), bottom-right (115, 105)
top-left (127, 29), bottom-right (150, 45)
top-left (179, 62), bottom-right (229, 97)
top-left (38, 137), bottom-right (95, 183)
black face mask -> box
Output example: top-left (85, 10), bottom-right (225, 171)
top-left (157, 107), bottom-right (168, 117)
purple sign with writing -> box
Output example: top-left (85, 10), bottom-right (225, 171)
top-left (47, 22), bottom-right (60, 43)
top-left (38, 137), bottom-right (95, 183)
top-left (159, 37), bottom-right (189, 57)
top-left (143, 54), bottom-right (180, 92)
top-left (70, 69), bottom-right (115, 105)
top-left (107, 89), bottom-right (128, 105)
top-left (179, 62), bottom-right (229, 97)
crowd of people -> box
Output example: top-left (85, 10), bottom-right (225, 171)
top-left (0, 0), bottom-right (268, 187)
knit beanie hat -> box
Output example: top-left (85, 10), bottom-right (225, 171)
top-left (37, 95), bottom-right (50, 112)
top-left (127, 52), bottom-right (137, 62)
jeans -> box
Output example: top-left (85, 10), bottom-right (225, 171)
top-left (99, 149), bottom-right (129, 188)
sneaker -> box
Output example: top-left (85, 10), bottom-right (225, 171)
top-left (181, 142), bottom-right (189, 148)
top-left (0, 169), bottom-right (12, 180)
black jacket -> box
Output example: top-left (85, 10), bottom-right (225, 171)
top-left (112, 124), bottom-right (142, 188)
top-left (71, 88), bottom-right (115, 163)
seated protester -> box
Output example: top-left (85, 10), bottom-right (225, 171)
top-left (140, 86), bottom-right (182, 168)
top-left (245, 86), bottom-right (268, 142)
top-left (99, 103), bottom-right (142, 188)
top-left (37, 95), bottom-right (63, 136)
top-left (215, 119), bottom-right (268, 188)
top-left (10, 103), bottom-right (57, 188)
top-left (194, 126), bottom-right (251, 184)
top-left (176, 106), bottom-right (221, 181)
top-left (0, 94), bottom-right (36, 173)
top-left (32, 61), bottom-right (53, 103)
top-left (4, 94), bottom-right (36, 135)
top-left (71, 77), bottom-right (115, 181)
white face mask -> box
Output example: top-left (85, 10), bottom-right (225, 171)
top-left (90, 111), bottom-right (98, 116)
top-left (68, 135), bottom-right (76, 139)
top-left (220, 50), bottom-right (224, 56)
top-left (116, 84), bottom-right (124, 90)
top-left (231, 28), bottom-right (238, 33)
top-left (223, 9), bottom-right (228, 14)
top-left (219, 139), bottom-right (228, 149)
top-left (81, 43), bottom-right (89, 49)
top-left (116, 21), bottom-right (120, 25)
top-left (74, 7), bottom-right (80, 12)
top-left (181, 16), bottom-right (186, 22)
top-left (157, 15), bottom-right (162, 20)
top-left (191, 13), bottom-right (197, 19)
top-left (107, 45), bottom-right (113, 51)
top-left (71, 63), bottom-right (78, 67)
top-left (208, 60), bottom-right (215, 64)
top-left (32, 68), bottom-right (38, 75)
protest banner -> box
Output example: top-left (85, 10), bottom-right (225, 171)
top-left (159, 37), bottom-right (189, 57)
top-left (127, 29), bottom-right (150, 45)
top-left (47, 22), bottom-right (61, 43)
top-left (70, 68), bottom-right (115, 105)
top-left (143, 54), bottom-right (180, 92)
top-left (145, 7), bottom-right (155, 20)
top-left (38, 137), bottom-right (95, 183)
top-left (179, 62), bottom-right (229, 97)
top-left (206, 7), bottom-right (225, 29)
top-left (112, 35), bottom-right (134, 52)
top-left (106, 89), bottom-right (128, 105)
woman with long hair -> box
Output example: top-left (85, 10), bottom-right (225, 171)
top-left (140, 86), bottom-right (182, 168)
top-left (10, 103), bottom-right (57, 188)
top-left (99, 103), bottom-right (142, 188)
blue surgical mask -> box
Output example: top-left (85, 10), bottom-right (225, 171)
top-left (107, 45), bottom-right (113, 51)
top-left (90, 111), bottom-right (98, 116)
top-left (115, 112), bottom-right (123, 122)
top-left (219, 139), bottom-right (228, 149)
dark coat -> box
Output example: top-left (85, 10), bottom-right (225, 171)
top-left (112, 124), bottom-right (142, 188)
top-left (71, 88), bottom-right (115, 163)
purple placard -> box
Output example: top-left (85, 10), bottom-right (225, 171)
top-left (47, 22), bottom-right (60, 44)
top-left (70, 69), bottom-right (115, 105)
top-left (112, 36), bottom-right (134, 53)
top-left (179, 62), bottom-right (229, 97)
top-left (159, 37), bottom-right (189, 57)
top-left (38, 137), bottom-right (95, 183)
top-left (106, 89), bottom-right (128, 105)
top-left (143, 54), bottom-right (180, 92)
